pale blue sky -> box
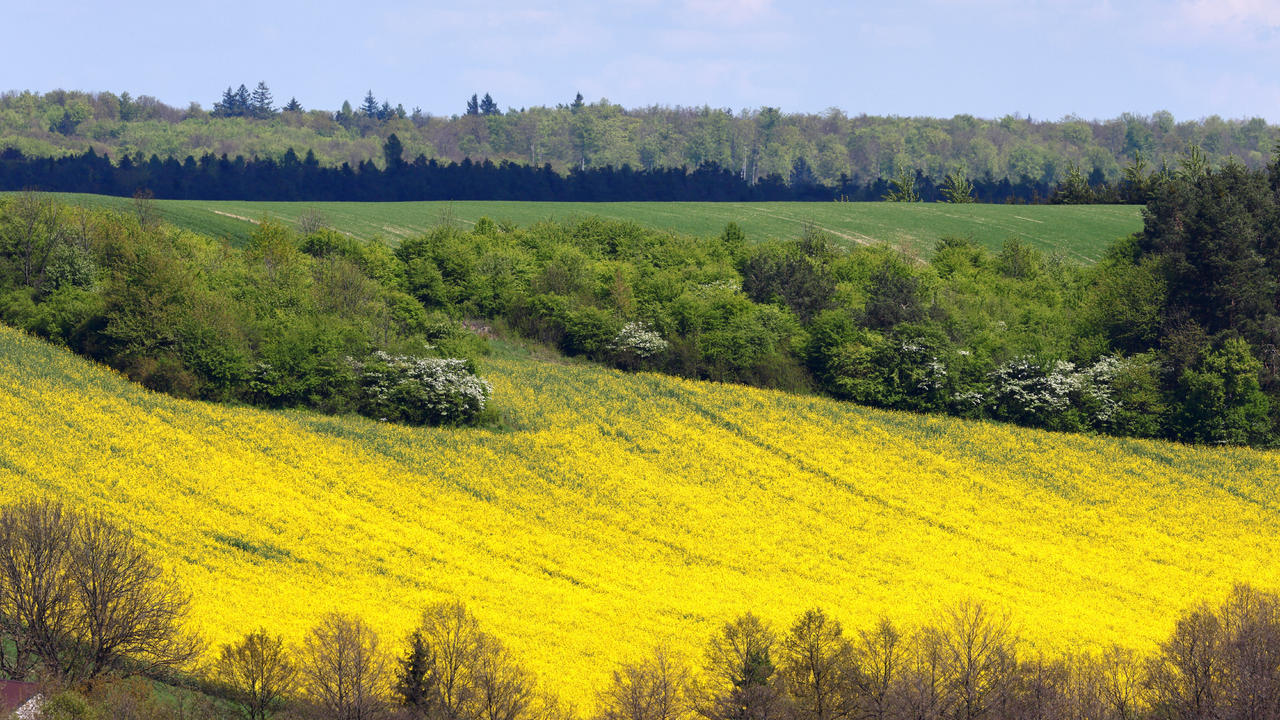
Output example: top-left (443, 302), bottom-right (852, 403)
top-left (5, 0), bottom-right (1279, 121)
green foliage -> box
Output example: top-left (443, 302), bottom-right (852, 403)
top-left (882, 168), bottom-right (920, 202)
top-left (940, 171), bottom-right (975, 203)
top-left (7, 90), bottom-right (1278, 193)
top-left (0, 198), bottom-right (486, 426)
top-left (1174, 337), bottom-right (1271, 445)
top-left (5, 175), bottom-right (1280, 446)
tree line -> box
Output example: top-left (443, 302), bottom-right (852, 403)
top-left (3, 88), bottom-right (1277, 188)
top-left (5, 143), bottom-right (1280, 445)
top-left (0, 142), bottom-right (1066, 203)
top-left (6, 499), bottom-right (1280, 720)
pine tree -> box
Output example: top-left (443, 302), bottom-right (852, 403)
top-left (479, 93), bottom-right (499, 116)
top-left (362, 90), bottom-right (379, 119)
top-left (394, 631), bottom-right (437, 710)
top-left (250, 82), bottom-right (274, 118)
top-left (940, 170), bottom-right (975, 203)
top-left (882, 168), bottom-right (920, 202)
top-left (378, 100), bottom-right (392, 121)
top-left (282, 97), bottom-right (303, 113)
top-left (571, 92), bottom-right (585, 112)
top-left (233, 84), bottom-right (252, 116)
top-left (213, 86), bottom-right (237, 117)
top-left (465, 94), bottom-right (480, 116)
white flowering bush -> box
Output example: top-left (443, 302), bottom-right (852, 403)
top-left (609, 322), bottom-right (669, 368)
top-left (987, 355), bottom-right (1125, 431)
top-left (353, 351), bottom-right (492, 426)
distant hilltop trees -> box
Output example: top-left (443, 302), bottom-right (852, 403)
top-left (2, 87), bottom-right (1278, 189)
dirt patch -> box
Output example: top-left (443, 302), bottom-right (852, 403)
top-left (210, 210), bottom-right (260, 224)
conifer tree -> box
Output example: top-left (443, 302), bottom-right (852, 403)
top-left (479, 93), bottom-right (499, 116)
top-left (250, 82), bottom-right (274, 118)
top-left (362, 90), bottom-right (379, 119)
top-left (282, 97), bottom-right (303, 113)
top-left (234, 84), bottom-right (252, 116)
top-left (466, 94), bottom-right (480, 116)
top-left (394, 631), bottom-right (437, 711)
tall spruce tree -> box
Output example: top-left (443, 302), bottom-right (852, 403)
top-left (213, 86), bottom-right (237, 117)
top-left (479, 93), bottom-right (499, 116)
top-left (250, 82), bottom-right (274, 118)
top-left (394, 631), bottom-right (437, 711)
top-left (465, 94), bottom-right (480, 116)
top-left (362, 90), bottom-right (379, 119)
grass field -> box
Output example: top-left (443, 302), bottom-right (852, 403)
top-left (47, 193), bottom-right (1143, 261)
top-left (2, 325), bottom-right (1278, 705)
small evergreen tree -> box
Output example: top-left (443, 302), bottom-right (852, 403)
top-left (213, 86), bottom-right (237, 117)
top-left (250, 81), bottom-right (274, 118)
top-left (1052, 162), bottom-right (1093, 204)
top-left (465, 94), bottom-right (480, 116)
top-left (234, 84), bottom-right (252, 116)
top-left (362, 90), bottom-right (379, 119)
top-left (282, 97), bottom-right (303, 113)
top-left (882, 168), bottom-right (920, 202)
top-left (479, 93), bottom-right (499, 116)
top-left (394, 631), bottom-right (437, 712)
top-left (940, 170), bottom-right (975, 203)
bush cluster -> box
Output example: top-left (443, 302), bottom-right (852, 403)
top-left (0, 195), bottom-right (490, 427)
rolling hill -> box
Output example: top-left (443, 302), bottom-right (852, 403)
top-left (46, 193), bottom-right (1143, 261)
top-left (1, 324), bottom-right (1278, 705)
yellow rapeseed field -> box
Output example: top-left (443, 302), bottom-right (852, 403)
top-left (2, 324), bottom-right (1279, 705)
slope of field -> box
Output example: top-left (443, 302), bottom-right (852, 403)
top-left (48, 193), bottom-right (1143, 261)
top-left (2, 325), bottom-right (1277, 705)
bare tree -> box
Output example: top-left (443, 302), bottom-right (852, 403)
top-left (853, 618), bottom-right (902, 720)
top-left (898, 627), bottom-right (951, 720)
top-left (0, 499), bottom-right (199, 682)
top-left (133, 188), bottom-right (159, 230)
top-left (218, 629), bottom-right (297, 720)
top-left (472, 632), bottom-right (537, 720)
top-left (596, 646), bottom-right (690, 720)
top-left (298, 209), bottom-right (330, 236)
top-left (65, 511), bottom-right (201, 680)
top-left (300, 612), bottom-right (389, 720)
top-left (0, 498), bottom-right (76, 679)
top-left (779, 609), bottom-right (857, 720)
top-left (937, 601), bottom-right (1019, 720)
top-left (1097, 646), bottom-right (1144, 720)
top-left (1216, 584), bottom-right (1280, 720)
top-left (416, 600), bottom-right (484, 720)
top-left (1146, 606), bottom-right (1223, 720)
top-left (1147, 584), bottom-right (1280, 720)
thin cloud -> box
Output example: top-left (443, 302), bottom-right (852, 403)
top-left (1179, 0), bottom-right (1280, 28)
top-left (682, 0), bottom-right (773, 23)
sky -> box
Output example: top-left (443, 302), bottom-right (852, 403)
top-left (4, 0), bottom-right (1280, 121)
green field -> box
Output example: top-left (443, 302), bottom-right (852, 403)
top-left (47, 193), bottom-right (1143, 261)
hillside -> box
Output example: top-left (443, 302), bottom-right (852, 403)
top-left (2, 324), bottom-right (1279, 705)
top-left (3, 91), bottom-right (1275, 187)
top-left (49, 193), bottom-right (1143, 260)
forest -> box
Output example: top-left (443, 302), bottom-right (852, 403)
top-left (1, 86), bottom-right (1276, 190)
